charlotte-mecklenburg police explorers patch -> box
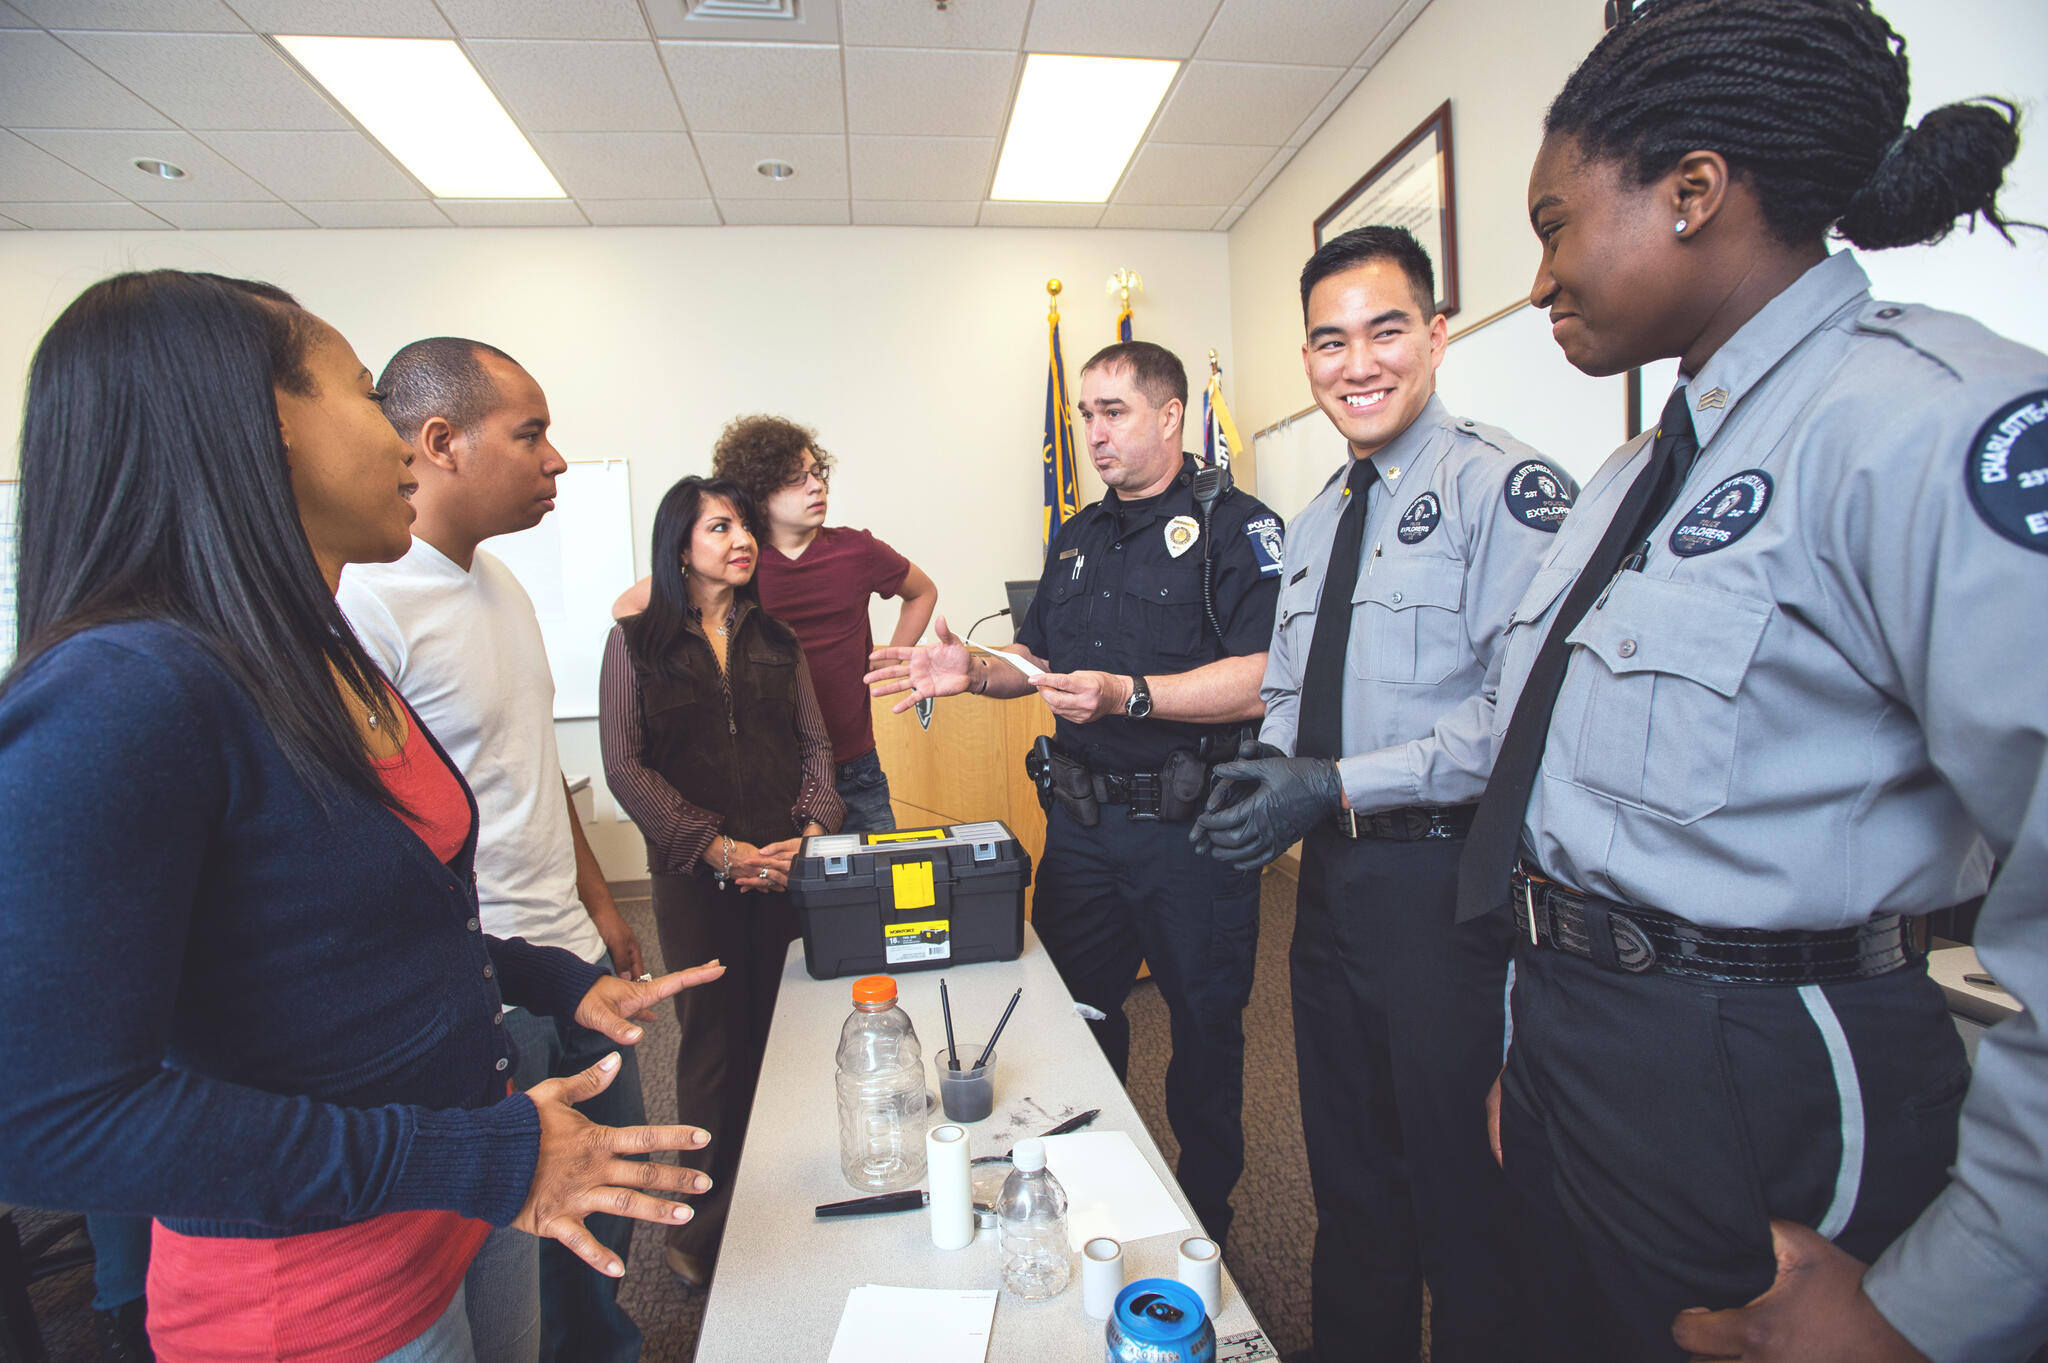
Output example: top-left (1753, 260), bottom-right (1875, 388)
top-left (1967, 391), bottom-right (2048, 554)
top-left (1397, 492), bottom-right (1442, 544)
top-left (1670, 470), bottom-right (1773, 556)
top-left (1504, 460), bottom-right (1572, 532)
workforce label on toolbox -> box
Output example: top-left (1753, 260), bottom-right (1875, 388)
top-left (884, 919), bottom-right (951, 963)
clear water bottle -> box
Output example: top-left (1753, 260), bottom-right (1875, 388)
top-left (835, 975), bottom-right (928, 1191)
top-left (998, 1137), bottom-right (1071, 1300)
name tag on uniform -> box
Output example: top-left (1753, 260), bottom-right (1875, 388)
top-left (1058, 547), bottom-right (1078, 560)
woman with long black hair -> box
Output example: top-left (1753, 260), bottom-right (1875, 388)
top-left (600, 475), bottom-right (843, 1289)
top-left (1455, 1), bottom-right (2046, 1359)
top-left (0, 271), bottom-right (724, 1362)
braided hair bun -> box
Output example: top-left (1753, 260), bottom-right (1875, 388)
top-left (1546, 0), bottom-right (2026, 249)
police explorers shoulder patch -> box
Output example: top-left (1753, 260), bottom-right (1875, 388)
top-left (1670, 470), bottom-right (1773, 556)
top-left (1967, 391), bottom-right (2048, 554)
top-left (1504, 460), bottom-right (1572, 532)
top-left (1243, 514), bottom-right (1285, 576)
top-left (1397, 492), bottom-right (1442, 545)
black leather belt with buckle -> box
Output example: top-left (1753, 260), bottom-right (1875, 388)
top-left (1330, 803), bottom-right (1477, 842)
top-left (1510, 865), bottom-right (1912, 984)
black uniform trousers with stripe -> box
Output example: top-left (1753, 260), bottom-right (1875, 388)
top-left (1500, 943), bottom-right (1969, 1361)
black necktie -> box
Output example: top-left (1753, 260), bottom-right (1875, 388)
top-left (1455, 387), bottom-right (1701, 920)
top-left (1296, 457), bottom-right (1378, 760)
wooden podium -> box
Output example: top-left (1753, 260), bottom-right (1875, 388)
top-left (869, 692), bottom-right (1054, 915)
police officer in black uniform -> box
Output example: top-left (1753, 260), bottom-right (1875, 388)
top-left (868, 340), bottom-right (1284, 1242)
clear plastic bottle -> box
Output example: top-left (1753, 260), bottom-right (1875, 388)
top-left (834, 975), bottom-right (928, 1190)
top-left (998, 1137), bottom-right (1071, 1300)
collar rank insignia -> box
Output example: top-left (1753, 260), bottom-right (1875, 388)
top-left (1696, 387), bottom-right (1728, 410)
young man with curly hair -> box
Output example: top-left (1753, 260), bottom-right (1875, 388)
top-left (616, 416), bottom-right (936, 832)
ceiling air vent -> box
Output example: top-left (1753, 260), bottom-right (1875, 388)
top-left (687, 0), bottom-right (798, 20)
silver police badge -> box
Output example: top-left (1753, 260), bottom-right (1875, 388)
top-left (1165, 514), bottom-right (1200, 558)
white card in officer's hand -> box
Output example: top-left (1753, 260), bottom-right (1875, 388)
top-left (969, 642), bottom-right (1045, 679)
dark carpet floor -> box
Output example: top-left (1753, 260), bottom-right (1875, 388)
top-left (18, 865), bottom-right (1357, 1363)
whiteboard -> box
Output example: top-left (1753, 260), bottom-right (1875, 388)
top-left (488, 460), bottom-right (637, 720)
top-left (1252, 306), bottom-right (1683, 523)
top-left (1, 480), bottom-right (16, 672)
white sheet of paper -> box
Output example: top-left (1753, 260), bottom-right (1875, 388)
top-left (1040, 1130), bottom-right (1192, 1252)
top-left (825, 1285), bottom-right (998, 1363)
top-left (969, 641), bottom-right (1045, 679)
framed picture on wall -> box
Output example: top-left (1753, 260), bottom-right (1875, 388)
top-left (1313, 100), bottom-right (1459, 320)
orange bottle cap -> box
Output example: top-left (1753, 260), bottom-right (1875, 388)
top-left (851, 975), bottom-right (898, 1005)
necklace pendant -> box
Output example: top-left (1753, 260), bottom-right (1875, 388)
top-left (366, 709), bottom-right (379, 729)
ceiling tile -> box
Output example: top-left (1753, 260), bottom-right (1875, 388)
top-left (21, 128), bottom-right (276, 199)
top-left (642, 0), bottom-right (838, 44)
top-left (1356, 0), bottom-right (1431, 72)
top-left (0, 214), bottom-right (24, 227)
top-left (852, 200), bottom-right (978, 227)
top-left (293, 199), bottom-right (451, 227)
top-left (1216, 204), bottom-right (1245, 230)
top-left (202, 129), bottom-right (422, 199)
top-left (1115, 141), bottom-right (1271, 205)
top-left (1023, 0), bottom-right (1219, 59)
top-left (659, 42), bottom-right (843, 134)
top-left (59, 31), bottom-right (349, 129)
top-left (433, 0), bottom-right (646, 40)
top-left (0, 3), bottom-right (32, 26)
top-left (146, 198), bottom-right (312, 227)
top-left (841, 0), bottom-right (1026, 50)
top-left (0, 30), bottom-right (172, 127)
top-left (718, 198), bottom-right (850, 225)
top-left (691, 131), bottom-right (846, 199)
top-left (226, 0), bottom-right (451, 37)
top-left (14, 0), bottom-right (245, 30)
top-left (435, 198), bottom-right (588, 226)
top-left (1233, 146), bottom-right (1292, 207)
top-left (1150, 61), bottom-right (1341, 148)
top-left (1198, 0), bottom-right (1403, 66)
top-left (530, 132), bottom-right (707, 199)
top-left (0, 200), bottom-right (169, 228)
top-left (1285, 67), bottom-right (1364, 147)
top-left (581, 198), bottom-right (719, 226)
top-left (468, 40), bottom-right (683, 132)
top-left (0, 129), bottom-right (122, 199)
top-left (977, 201), bottom-right (1102, 228)
top-left (849, 135), bottom-right (991, 202)
top-left (844, 48), bottom-right (1014, 137)
top-left (1099, 203), bottom-right (1229, 230)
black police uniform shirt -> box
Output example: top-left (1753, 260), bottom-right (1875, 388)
top-left (1015, 454), bottom-right (1283, 774)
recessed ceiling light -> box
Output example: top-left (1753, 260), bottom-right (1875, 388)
top-left (275, 35), bottom-right (564, 199)
top-left (755, 159), bottom-right (796, 181)
top-left (133, 157), bottom-right (187, 181)
top-left (992, 54), bottom-right (1179, 203)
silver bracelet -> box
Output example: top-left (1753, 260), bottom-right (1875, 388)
top-left (715, 835), bottom-right (734, 888)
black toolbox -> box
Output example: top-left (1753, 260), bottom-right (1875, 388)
top-left (787, 822), bottom-right (1032, 980)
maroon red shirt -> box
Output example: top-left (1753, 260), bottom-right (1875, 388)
top-left (756, 526), bottom-right (910, 764)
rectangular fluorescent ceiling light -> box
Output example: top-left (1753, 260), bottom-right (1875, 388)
top-left (991, 54), bottom-right (1178, 203)
top-left (276, 36), bottom-right (563, 199)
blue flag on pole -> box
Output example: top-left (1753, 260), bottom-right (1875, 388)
top-left (1043, 305), bottom-right (1079, 556)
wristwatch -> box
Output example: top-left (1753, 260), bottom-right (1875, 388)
top-left (1124, 674), bottom-right (1153, 720)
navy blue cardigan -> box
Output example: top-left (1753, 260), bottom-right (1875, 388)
top-left (0, 621), bottom-right (605, 1237)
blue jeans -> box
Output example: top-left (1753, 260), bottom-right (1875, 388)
top-left (834, 748), bottom-right (896, 833)
top-left (502, 950), bottom-right (645, 1363)
top-left (375, 1222), bottom-right (539, 1363)
top-left (86, 1214), bottom-right (151, 1311)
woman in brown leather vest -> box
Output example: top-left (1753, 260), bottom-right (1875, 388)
top-left (598, 475), bottom-right (844, 1287)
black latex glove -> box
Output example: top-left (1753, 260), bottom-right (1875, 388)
top-left (1190, 737), bottom-right (1283, 856)
top-left (1190, 751), bottom-right (1343, 870)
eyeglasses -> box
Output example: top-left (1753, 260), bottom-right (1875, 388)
top-left (781, 464), bottom-right (830, 491)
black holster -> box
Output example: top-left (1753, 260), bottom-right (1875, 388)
top-left (1046, 746), bottom-right (1100, 827)
top-left (1155, 749), bottom-right (1211, 823)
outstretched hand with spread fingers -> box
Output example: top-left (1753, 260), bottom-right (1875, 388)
top-left (864, 614), bottom-right (972, 712)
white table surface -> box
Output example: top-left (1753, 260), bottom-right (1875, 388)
top-left (693, 924), bottom-right (1276, 1361)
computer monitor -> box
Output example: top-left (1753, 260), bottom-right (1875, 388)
top-left (1004, 580), bottom-right (1037, 628)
